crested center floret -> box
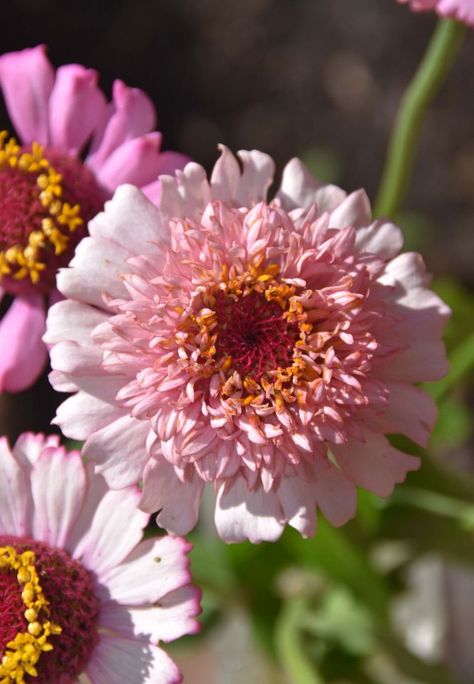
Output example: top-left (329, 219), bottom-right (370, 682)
top-left (182, 258), bottom-right (312, 411)
top-left (0, 536), bottom-right (100, 683)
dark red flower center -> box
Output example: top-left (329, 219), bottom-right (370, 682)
top-left (0, 535), bottom-right (100, 683)
top-left (0, 133), bottom-right (107, 296)
top-left (214, 289), bottom-right (299, 381)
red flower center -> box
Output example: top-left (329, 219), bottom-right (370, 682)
top-left (0, 133), bottom-right (106, 296)
top-left (0, 535), bottom-right (100, 683)
top-left (214, 290), bottom-right (299, 381)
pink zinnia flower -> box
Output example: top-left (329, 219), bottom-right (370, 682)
top-left (0, 45), bottom-right (188, 393)
top-left (398, 0), bottom-right (474, 26)
top-left (0, 432), bottom-right (200, 683)
top-left (45, 146), bottom-right (450, 543)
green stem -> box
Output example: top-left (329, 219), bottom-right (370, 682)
top-left (374, 19), bottom-right (466, 218)
top-left (275, 598), bottom-right (324, 684)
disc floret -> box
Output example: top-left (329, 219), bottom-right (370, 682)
top-left (0, 132), bottom-right (83, 285)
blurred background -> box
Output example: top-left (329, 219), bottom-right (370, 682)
top-left (1, 1), bottom-right (474, 682)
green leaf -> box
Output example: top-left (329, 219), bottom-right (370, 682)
top-left (285, 520), bottom-right (389, 617)
top-left (303, 588), bottom-right (375, 656)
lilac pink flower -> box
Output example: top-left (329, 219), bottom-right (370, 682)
top-left (45, 146), bottom-right (450, 543)
top-left (0, 45), bottom-right (188, 393)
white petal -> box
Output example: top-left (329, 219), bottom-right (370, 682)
top-left (71, 476), bottom-right (148, 576)
top-left (100, 585), bottom-right (201, 643)
top-left (85, 635), bottom-right (181, 684)
top-left (31, 447), bottom-right (86, 548)
top-left (99, 536), bottom-right (192, 605)
top-left (0, 438), bottom-right (29, 536)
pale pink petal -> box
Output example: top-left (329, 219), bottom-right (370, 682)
top-left (48, 64), bottom-right (107, 154)
top-left (215, 477), bottom-right (285, 543)
top-left (313, 458), bottom-right (357, 526)
top-left (71, 482), bottom-right (148, 576)
top-left (95, 133), bottom-right (164, 191)
top-left (140, 457), bottom-right (204, 535)
top-left (355, 219), bottom-right (403, 259)
top-left (378, 338), bottom-right (449, 383)
top-left (235, 149), bottom-right (275, 206)
top-left (54, 392), bottom-right (127, 441)
top-left (364, 381), bottom-right (437, 447)
top-left (87, 184), bottom-right (167, 252)
top-left (99, 536), bottom-right (192, 605)
top-left (82, 415), bottom-right (150, 489)
top-left (31, 447), bottom-right (86, 547)
top-left (0, 45), bottom-right (54, 144)
top-left (85, 635), bottom-right (181, 684)
top-left (44, 299), bottom-right (107, 346)
top-left (87, 79), bottom-right (156, 170)
top-left (100, 585), bottom-right (201, 643)
top-left (278, 475), bottom-right (317, 537)
top-left (56, 235), bottom-right (129, 308)
top-left (12, 432), bottom-right (60, 468)
top-left (329, 189), bottom-right (372, 229)
top-left (277, 157), bottom-right (346, 211)
top-left (159, 163), bottom-right (211, 219)
top-left (333, 431), bottom-right (420, 498)
top-left (210, 144), bottom-right (242, 201)
top-left (0, 437), bottom-right (29, 536)
top-left (0, 294), bottom-right (47, 392)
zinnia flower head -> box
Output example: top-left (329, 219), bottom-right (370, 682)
top-left (398, 0), bottom-right (474, 26)
top-left (0, 432), bottom-right (200, 683)
top-left (45, 146), bottom-right (450, 543)
top-left (0, 45), bottom-right (188, 393)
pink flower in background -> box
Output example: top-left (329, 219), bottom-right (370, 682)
top-left (45, 146), bottom-right (450, 543)
top-left (398, 0), bottom-right (474, 26)
top-left (0, 432), bottom-right (200, 683)
top-left (0, 45), bottom-right (188, 393)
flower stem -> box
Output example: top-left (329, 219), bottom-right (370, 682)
top-left (374, 19), bottom-right (466, 218)
top-left (275, 598), bottom-right (324, 684)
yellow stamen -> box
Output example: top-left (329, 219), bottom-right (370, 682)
top-left (0, 546), bottom-right (62, 684)
top-left (0, 132), bottom-right (84, 284)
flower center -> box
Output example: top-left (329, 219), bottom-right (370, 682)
top-left (0, 132), bottom-right (106, 295)
top-left (0, 536), bottom-right (100, 683)
top-left (213, 289), bottom-right (300, 381)
top-left (181, 259), bottom-right (313, 410)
